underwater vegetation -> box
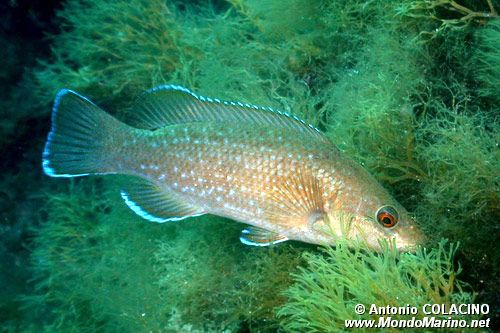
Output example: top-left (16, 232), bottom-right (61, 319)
top-left (400, 0), bottom-right (498, 39)
top-left (473, 18), bottom-right (500, 103)
top-left (19, 178), bottom-right (306, 331)
top-left (17, 177), bottom-right (475, 331)
top-left (278, 239), bottom-right (475, 332)
top-left (2, 0), bottom-right (498, 331)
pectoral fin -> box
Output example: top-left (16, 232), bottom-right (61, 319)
top-left (266, 167), bottom-right (328, 227)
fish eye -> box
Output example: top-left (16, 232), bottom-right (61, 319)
top-left (376, 205), bottom-right (399, 228)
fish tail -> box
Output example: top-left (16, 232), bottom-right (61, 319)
top-left (42, 89), bottom-right (127, 177)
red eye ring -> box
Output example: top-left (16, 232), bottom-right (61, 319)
top-left (376, 206), bottom-right (399, 228)
top-left (379, 212), bottom-right (395, 227)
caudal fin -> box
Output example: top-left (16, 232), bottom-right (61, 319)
top-left (42, 89), bottom-right (125, 177)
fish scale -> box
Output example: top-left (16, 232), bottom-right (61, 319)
top-left (122, 123), bottom-right (330, 227)
top-left (42, 85), bottom-right (424, 250)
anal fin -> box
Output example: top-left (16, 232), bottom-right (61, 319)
top-left (120, 178), bottom-right (205, 223)
top-left (240, 226), bottom-right (288, 246)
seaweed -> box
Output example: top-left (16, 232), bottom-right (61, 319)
top-left (323, 29), bottom-right (427, 185)
top-left (473, 18), bottom-right (500, 103)
top-left (19, 178), bottom-right (306, 331)
top-left (7, 0), bottom-right (499, 330)
top-left (20, 179), bottom-right (171, 332)
top-left (398, 0), bottom-right (498, 40)
top-left (155, 232), bottom-right (305, 331)
top-left (31, 0), bottom-right (201, 110)
top-left (278, 239), bottom-right (475, 332)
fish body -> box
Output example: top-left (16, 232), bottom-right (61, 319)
top-left (43, 85), bottom-right (424, 250)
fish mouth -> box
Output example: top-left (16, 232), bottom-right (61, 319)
top-left (396, 240), bottom-right (420, 252)
top-left (406, 223), bottom-right (426, 244)
top-left (394, 226), bottom-right (426, 252)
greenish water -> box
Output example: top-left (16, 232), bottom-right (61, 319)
top-left (1, 0), bottom-right (498, 331)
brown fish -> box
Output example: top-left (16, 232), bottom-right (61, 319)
top-left (42, 85), bottom-right (424, 250)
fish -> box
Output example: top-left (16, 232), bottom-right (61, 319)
top-left (42, 85), bottom-right (424, 251)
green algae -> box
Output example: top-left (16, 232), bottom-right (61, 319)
top-left (473, 19), bottom-right (500, 103)
top-left (278, 239), bottom-right (475, 332)
top-left (20, 178), bottom-right (306, 331)
top-left (21, 179), bottom-right (169, 332)
top-left (155, 231), bottom-right (304, 330)
top-left (10, 0), bottom-right (499, 331)
top-left (31, 0), bottom-right (199, 110)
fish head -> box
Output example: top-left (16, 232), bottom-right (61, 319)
top-left (344, 195), bottom-right (425, 252)
top-left (309, 163), bottom-right (425, 252)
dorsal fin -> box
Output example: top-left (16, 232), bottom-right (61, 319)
top-left (128, 85), bottom-right (324, 140)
